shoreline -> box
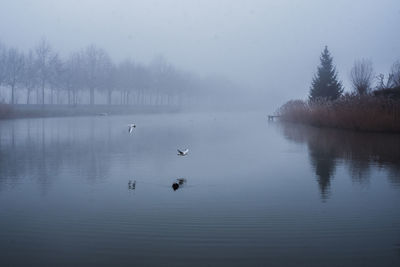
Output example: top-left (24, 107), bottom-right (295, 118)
top-left (0, 104), bottom-right (181, 120)
top-left (277, 96), bottom-right (400, 134)
top-left (276, 120), bottom-right (400, 135)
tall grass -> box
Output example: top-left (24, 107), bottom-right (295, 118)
top-left (278, 95), bottom-right (400, 133)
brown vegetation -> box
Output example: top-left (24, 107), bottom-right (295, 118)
top-left (278, 94), bottom-right (400, 133)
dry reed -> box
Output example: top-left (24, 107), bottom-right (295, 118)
top-left (278, 95), bottom-right (400, 133)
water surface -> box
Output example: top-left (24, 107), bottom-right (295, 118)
top-left (0, 112), bottom-right (399, 266)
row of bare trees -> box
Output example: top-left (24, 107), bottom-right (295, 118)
top-left (0, 39), bottom-right (211, 106)
top-left (350, 59), bottom-right (400, 95)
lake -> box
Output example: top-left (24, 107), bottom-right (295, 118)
top-left (0, 112), bottom-right (399, 267)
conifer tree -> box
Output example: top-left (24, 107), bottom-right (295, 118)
top-left (309, 46), bottom-right (343, 101)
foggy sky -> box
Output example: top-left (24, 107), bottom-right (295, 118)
top-left (1, 0), bottom-right (399, 108)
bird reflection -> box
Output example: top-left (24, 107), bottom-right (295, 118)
top-left (172, 183), bottom-right (179, 191)
top-left (128, 123), bottom-right (136, 133)
top-left (172, 178), bottom-right (187, 191)
top-left (128, 180), bottom-right (136, 190)
top-left (177, 178), bottom-right (186, 185)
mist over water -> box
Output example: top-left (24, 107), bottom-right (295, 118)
top-left (0, 112), bottom-right (400, 266)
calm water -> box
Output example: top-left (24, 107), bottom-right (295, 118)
top-left (0, 112), bottom-right (399, 267)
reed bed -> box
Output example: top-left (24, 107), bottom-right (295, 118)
top-left (278, 95), bottom-right (400, 133)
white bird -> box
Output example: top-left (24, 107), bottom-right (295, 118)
top-left (177, 149), bottom-right (189, 156)
top-left (128, 124), bottom-right (136, 133)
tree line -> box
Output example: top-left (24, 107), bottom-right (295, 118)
top-left (309, 46), bottom-right (400, 100)
top-left (279, 46), bottom-right (400, 132)
top-left (0, 39), bottom-right (217, 106)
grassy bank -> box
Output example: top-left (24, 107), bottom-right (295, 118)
top-left (278, 95), bottom-right (400, 133)
top-left (0, 104), bottom-right (181, 120)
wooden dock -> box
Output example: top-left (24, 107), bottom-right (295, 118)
top-left (267, 115), bottom-right (280, 121)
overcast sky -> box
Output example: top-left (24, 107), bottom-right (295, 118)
top-left (0, 0), bottom-right (399, 107)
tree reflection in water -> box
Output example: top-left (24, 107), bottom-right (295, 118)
top-left (280, 123), bottom-right (400, 200)
top-left (308, 141), bottom-right (336, 200)
top-left (0, 118), bottom-right (111, 194)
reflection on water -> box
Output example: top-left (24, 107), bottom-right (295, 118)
top-left (0, 118), bottom-right (112, 193)
top-left (0, 114), bottom-right (400, 266)
top-left (280, 123), bottom-right (400, 200)
top-left (128, 180), bottom-right (136, 190)
top-left (172, 178), bottom-right (187, 191)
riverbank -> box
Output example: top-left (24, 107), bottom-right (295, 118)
top-left (277, 95), bottom-right (400, 133)
top-left (0, 104), bottom-right (181, 120)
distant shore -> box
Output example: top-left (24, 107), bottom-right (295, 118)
top-left (0, 104), bottom-right (181, 120)
top-left (277, 95), bottom-right (400, 133)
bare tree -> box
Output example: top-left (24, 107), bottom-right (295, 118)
top-left (0, 42), bottom-right (6, 88)
top-left (4, 48), bottom-right (24, 104)
top-left (150, 56), bottom-right (180, 105)
top-left (100, 60), bottom-right (116, 105)
top-left (22, 50), bottom-right (38, 104)
top-left (82, 45), bottom-right (110, 105)
top-left (65, 52), bottom-right (84, 105)
top-left (48, 53), bottom-right (64, 104)
top-left (0, 38), bottom-right (212, 108)
top-left (375, 73), bottom-right (393, 90)
top-left (96, 52), bottom-right (114, 105)
top-left (350, 59), bottom-right (374, 95)
top-left (390, 60), bottom-right (400, 87)
top-left (116, 60), bottom-right (133, 105)
top-left (35, 39), bottom-right (53, 105)
top-left (134, 64), bottom-right (151, 105)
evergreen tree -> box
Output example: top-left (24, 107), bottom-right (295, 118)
top-left (309, 46), bottom-right (343, 101)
